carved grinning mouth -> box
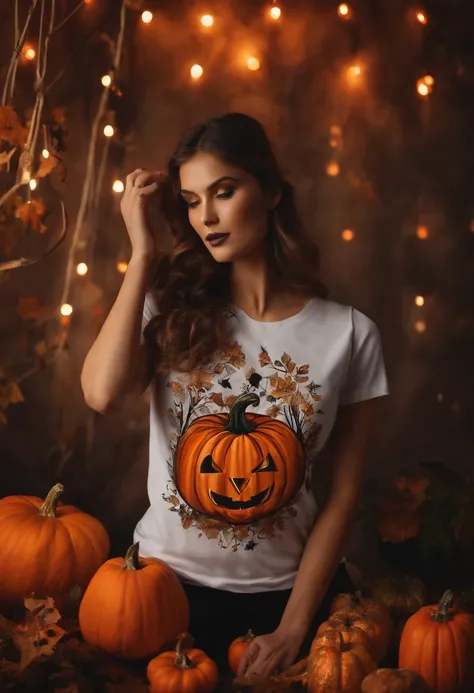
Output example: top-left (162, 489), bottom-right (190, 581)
top-left (209, 484), bottom-right (274, 510)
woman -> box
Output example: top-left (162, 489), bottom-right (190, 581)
top-left (81, 112), bottom-right (389, 678)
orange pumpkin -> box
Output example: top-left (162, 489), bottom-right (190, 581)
top-left (147, 634), bottom-right (218, 693)
top-left (371, 577), bottom-right (427, 617)
top-left (228, 629), bottom-right (256, 674)
top-left (399, 589), bottom-right (474, 693)
top-left (330, 590), bottom-right (392, 627)
top-left (308, 630), bottom-right (377, 693)
top-left (0, 483), bottom-right (109, 606)
top-left (361, 668), bottom-right (430, 693)
top-left (318, 606), bottom-right (392, 662)
top-left (79, 542), bottom-right (189, 659)
top-left (174, 392), bottom-right (306, 524)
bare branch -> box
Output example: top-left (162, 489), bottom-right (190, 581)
top-left (2, 0), bottom-right (39, 106)
top-left (53, 0), bottom-right (85, 34)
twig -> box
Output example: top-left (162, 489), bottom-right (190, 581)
top-left (53, 0), bottom-right (85, 34)
top-left (2, 0), bottom-right (39, 106)
top-left (59, 1), bottom-right (128, 307)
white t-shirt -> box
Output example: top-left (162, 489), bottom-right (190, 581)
top-left (134, 295), bottom-right (389, 593)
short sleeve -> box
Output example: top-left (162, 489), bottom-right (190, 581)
top-left (140, 292), bottom-right (157, 345)
top-left (338, 308), bottom-right (389, 406)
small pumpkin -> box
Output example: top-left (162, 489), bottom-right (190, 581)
top-left (318, 605), bottom-right (392, 662)
top-left (0, 483), bottom-right (109, 606)
top-left (308, 630), bottom-right (377, 693)
top-left (174, 392), bottom-right (306, 524)
top-left (371, 576), bottom-right (427, 617)
top-left (330, 590), bottom-right (392, 628)
top-left (79, 542), bottom-right (189, 659)
top-left (228, 629), bottom-right (256, 674)
top-left (399, 589), bottom-right (474, 693)
top-left (147, 633), bottom-right (218, 693)
top-left (361, 668), bottom-right (430, 693)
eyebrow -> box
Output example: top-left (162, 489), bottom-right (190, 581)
top-left (180, 176), bottom-right (239, 196)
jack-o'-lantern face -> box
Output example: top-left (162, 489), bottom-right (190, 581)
top-left (174, 393), bottom-right (306, 524)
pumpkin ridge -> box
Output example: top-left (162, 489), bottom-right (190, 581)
top-left (446, 618), bottom-right (462, 687)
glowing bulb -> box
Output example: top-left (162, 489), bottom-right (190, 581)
top-left (348, 64), bottom-right (361, 78)
top-left (415, 295), bottom-right (425, 307)
top-left (326, 161), bottom-right (340, 177)
top-left (247, 57), bottom-right (260, 71)
top-left (190, 64), bottom-right (204, 80)
top-left (330, 125), bottom-right (342, 137)
top-left (42, 149), bottom-right (49, 159)
top-left (101, 74), bottom-right (112, 87)
top-left (61, 303), bottom-right (73, 317)
top-left (24, 46), bottom-right (36, 60)
top-left (414, 320), bottom-right (426, 333)
top-left (76, 262), bottom-right (88, 276)
top-left (29, 179), bottom-right (37, 191)
top-left (417, 82), bottom-right (429, 96)
top-left (416, 11), bottom-right (427, 24)
top-left (200, 14), bottom-right (214, 27)
top-left (103, 124), bottom-right (115, 137)
top-left (424, 75), bottom-right (434, 86)
top-left (141, 11), bottom-right (153, 24)
top-left (117, 261), bottom-right (128, 273)
top-left (417, 225), bottom-right (429, 239)
top-left (270, 6), bottom-right (281, 19)
top-left (342, 229), bottom-right (354, 242)
top-left (112, 179), bottom-right (125, 193)
top-left (338, 3), bottom-right (351, 18)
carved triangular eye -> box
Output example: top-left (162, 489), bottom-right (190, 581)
top-left (200, 455), bottom-right (224, 473)
top-left (252, 453), bottom-right (277, 473)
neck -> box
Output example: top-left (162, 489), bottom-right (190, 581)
top-left (230, 252), bottom-right (275, 318)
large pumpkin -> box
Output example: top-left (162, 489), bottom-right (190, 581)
top-left (79, 542), bottom-right (189, 659)
top-left (308, 630), bottom-right (377, 693)
top-left (371, 576), bottom-right (427, 618)
top-left (361, 668), bottom-right (430, 693)
top-left (399, 589), bottom-right (474, 693)
top-left (0, 483), bottom-right (109, 606)
top-left (174, 393), bottom-right (306, 524)
top-left (318, 606), bottom-right (392, 663)
top-left (147, 634), bottom-right (218, 693)
top-left (330, 591), bottom-right (393, 630)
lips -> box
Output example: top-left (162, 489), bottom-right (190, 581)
top-left (206, 232), bottom-right (230, 247)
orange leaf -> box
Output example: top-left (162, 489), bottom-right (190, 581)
top-left (14, 198), bottom-right (48, 233)
top-left (0, 106), bottom-right (27, 146)
top-left (16, 297), bottom-right (49, 321)
top-left (0, 147), bottom-right (16, 169)
top-left (36, 153), bottom-right (59, 178)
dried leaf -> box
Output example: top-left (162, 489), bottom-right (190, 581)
top-left (15, 198), bottom-right (48, 233)
top-left (0, 379), bottom-right (24, 410)
top-left (0, 147), bottom-right (16, 169)
top-left (0, 105), bottom-right (27, 146)
top-left (36, 153), bottom-right (59, 177)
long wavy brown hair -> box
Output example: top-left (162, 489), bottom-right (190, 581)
top-left (144, 112), bottom-right (328, 373)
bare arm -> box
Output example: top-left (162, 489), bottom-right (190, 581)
top-left (81, 254), bottom-right (154, 413)
top-left (81, 168), bottom-right (164, 413)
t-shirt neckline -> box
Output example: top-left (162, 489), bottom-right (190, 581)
top-left (231, 297), bottom-right (316, 327)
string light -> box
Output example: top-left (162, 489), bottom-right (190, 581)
top-left (42, 149), bottom-right (49, 159)
top-left (103, 124), bottom-right (115, 137)
top-left (101, 74), bottom-right (112, 87)
top-left (60, 303), bottom-right (73, 317)
top-left (415, 295), bottom-right (425, 306)
top-left (417, 75), bottom-right (434, 96)
top-left (417, 225), bottom-right (429, 239)
top-left (270, 6), bottom-right (281, 20)
top-left (326, 161), bottom-right (340, 176)
top-left (200, 15), bottom-right (214, 27)
top-left (338, 4), bottom-right (352, 19)
top-left (29, 179), bottom-right (37, 191)
top-left (112, 179), bottom-right (124, 193)
top-left (190, 64), bottom-right (204, 80)
top-left (23, 45), bottom-right (36, 61)
top-left (141, 11), bottom-right (153, 24)
top-left (76, 263), bottom-right (88, 276)
top-left (247, 57), bottom-right (260, 71)
top-left (416, 10), bottom-right (428, 24)
top-left (346, 64), bottom-right (362, 86)
top-left (342, 229), bottom-right (354, 242)
top-left (414, 320), bottom-right (427, 333)
top-left (117, 261), bottom-right (128, 273)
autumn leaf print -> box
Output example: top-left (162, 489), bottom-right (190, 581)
top-left (269, 374), bottom-right (297, 401)
top-left (259, 347), bottom-right (272, 367)
top-left (218, 341), bottom-right (245, 368)
top-left (187, 370), bottom-right (215, 391)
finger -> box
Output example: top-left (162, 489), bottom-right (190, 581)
top-left (125, 168), bottom-right (145, 191)
top-left (237, 641), bottom-right (259, 678)
top-left (252, 652), bottom-right (281, 679)
top-left (134, 170), bottom-right (165, 189)
top-left (136, 180), bottom-right (160, 198)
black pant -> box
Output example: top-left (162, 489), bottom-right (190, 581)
top-left (180, 561), bottom-right (354, 667)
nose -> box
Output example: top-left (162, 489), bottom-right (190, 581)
top-left (230, 478), bottom-right (250, 494)
top-left (201, 201), bottom-right (218, 228)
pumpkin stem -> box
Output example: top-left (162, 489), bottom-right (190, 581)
top-left (175, 634), bottom-right (195, 669)
top-left (225, 393), bottom-right (260, 435)
top-left (337, 631), bottom-right (349, 652)
top-left (432, 589), bottom-right (455, 622)
top-left (122, 543), bottom-right (142, 571)
top-left (244, 629), bottom-right (256, 642)
top-left (38, 483), bottom-right (64, 517)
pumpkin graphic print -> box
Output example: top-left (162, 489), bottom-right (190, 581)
top-left (174, 393), bottom-right (306, 524)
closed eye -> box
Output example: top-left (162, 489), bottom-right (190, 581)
top-left (183, 188), bottom-right (235, 209)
